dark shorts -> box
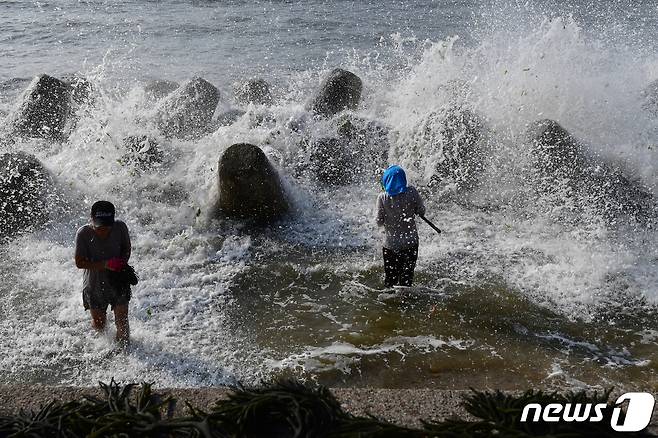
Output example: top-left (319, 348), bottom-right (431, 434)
top-left (383, 245), bottom-right (419, 287)
top-left (83, 286), bottom-right (130, 311)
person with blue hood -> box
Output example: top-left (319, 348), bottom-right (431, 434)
top-left (375, 165), bottom-right (426, 287)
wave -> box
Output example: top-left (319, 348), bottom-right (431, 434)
top-left (0, 11), bottom-right (656, 388)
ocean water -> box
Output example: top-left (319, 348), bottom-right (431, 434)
top-left (0, 0), bottom-right (657, 391)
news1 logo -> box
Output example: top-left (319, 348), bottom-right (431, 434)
top-left (520, 392), bottom-right (655, 432)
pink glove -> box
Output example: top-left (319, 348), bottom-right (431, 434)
top-left (106, 257), bottom-right (126, 272)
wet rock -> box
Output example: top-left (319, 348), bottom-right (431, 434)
top-left (526, 119), bottom-right (587, 180)
top-left (61, 74), bottom-right (94, 106)
top-left (248, 110), bottom-right (277, 128)
top-left (433, 108), bottom-right (486, 187)
top-left (9, 74), bottom-right (72, 141)
top-left (234, 79), bottom-right (273, 105)
top-left (155, 77), bottom-right (220, 138)
top-left (597, 166), bottom-right (657, 223)
top-left (440, 79), bottom-right (473, 103)
top-left (336, 114), bottom-right (389, 153)
top-left (56, 75), bottom-right (95, 137)
top-left (144, 79), bottom-right (179, 101)
top-left (215, 109), bottom-right (246, 127)
top-left (309, 68), bottom-right (362, 117)
top-left (286, 116), bottom-right (306, 133)
top-left (0, 152), bottom-right (51, 238)
top-left (404, 107), bottom-right (486, 190)
top-left (336, 115), bottom-right (388, 176)
top-left (527, 119), bottom-right (657, 224)
top-left (218, 143), bottom-right (288, 222)
top-left (142, 181), bottom-right (189, 205)
top-left (119, 135), bottom-right (164, 171)
top-left (308, 137), bottom-right (355, 184)
top-left (299, 115), bottom-right (389, 185)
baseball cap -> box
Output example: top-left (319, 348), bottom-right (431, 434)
top-left (91, 200), bottom-right (115, 227)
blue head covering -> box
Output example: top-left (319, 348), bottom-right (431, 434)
top-left (381, 165), bottom-right (407, 196)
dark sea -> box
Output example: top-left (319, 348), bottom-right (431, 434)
top-left (0, 0), bottom-right (656, 391)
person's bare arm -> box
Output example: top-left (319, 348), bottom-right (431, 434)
top-left (74, 227), bottom-right (106, 271)
top-left (120, 222), bottom-right (131, 262)
top-left (375, 195), bottom-right (386, 227)
top-left (75, 255), bottom-right (106, 271)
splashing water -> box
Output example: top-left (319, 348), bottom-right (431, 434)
top-left (0, 1), bottom-right (657, 390)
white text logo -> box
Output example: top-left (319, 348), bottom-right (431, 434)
top-left (520, 392), bottom-right (655, 432)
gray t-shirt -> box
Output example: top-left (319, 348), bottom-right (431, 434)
top-left (375, 186), bottom-right (426, 250)
top-left (75, 221), bottom-right (131, 297)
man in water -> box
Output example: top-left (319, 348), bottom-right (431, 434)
top-left (375, 165), bottom-right (425, 287)
top-left (74, 201), bottom-right (131, 346)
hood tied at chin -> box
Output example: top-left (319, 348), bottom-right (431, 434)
top-left (382, 165), bottom-right (407, 196)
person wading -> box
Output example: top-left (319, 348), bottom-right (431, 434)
top-left (375, 165), bottom-right (425, 287)
top-left (74, 201), bottom-right (131, 346)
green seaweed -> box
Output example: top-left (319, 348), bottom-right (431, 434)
top-left (0, 379), bottom-right (180, 437)
top-left (0, 380), bottom-right (654, 437)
